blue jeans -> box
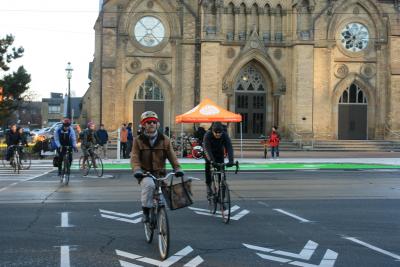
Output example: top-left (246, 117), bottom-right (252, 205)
top-left (271, 146), bottom-right (279, 158)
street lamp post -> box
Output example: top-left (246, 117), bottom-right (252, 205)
top-left (65, 62), bottom-right (73, 121)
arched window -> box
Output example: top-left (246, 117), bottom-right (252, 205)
top-left (262, 4), bottom-right (271, 43)
top-left (339, 84), bottom-right (367, 104)
top-left (298, 0), bottom-right (312, 40)
top-left (275, 5), bottom-right (283, 41)
top-left (238, 3), bottom-right (247, 40)
top-left (235, 65), bottom-right (266, 92)
top-left (249, 3), bottom-right (259, 34)
top-left (226, 2), bottom-right (235, 40)
top-left (134, 79), bottom-right (164, 100)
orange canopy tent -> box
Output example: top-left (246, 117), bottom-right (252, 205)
top-left (175, 98), bottom-right (242, 123)
top-left (175, 98), bottom-right (243, 157)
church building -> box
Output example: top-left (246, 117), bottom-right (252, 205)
top-left (81, 0), bottom-right (400, 140)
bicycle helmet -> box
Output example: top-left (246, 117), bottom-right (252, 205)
top-left (62, 118), bottom-right (71, 127)
top-left (140, 111), bottom-right (159, 125)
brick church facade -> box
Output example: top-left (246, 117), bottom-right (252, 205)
top-left (81, 0), bottom-right (400, 140)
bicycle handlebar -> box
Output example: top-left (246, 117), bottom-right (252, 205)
top-left (143, 172), bottom-right (175, 181)
top-left (213, 161), bottom-right (240, 174)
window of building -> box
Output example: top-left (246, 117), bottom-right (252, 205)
top-left (339, 84), bottom-right (367, 104)
top-left (48, 105), bottom-right (61, 114)
top-left (235, 65), bottom-right (266, 92)
top-left (134, 79), bottom-right (164, 100)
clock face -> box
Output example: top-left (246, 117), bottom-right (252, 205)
top-left (134, 16), bottom-right (165, 47)
top-left (340, 23), bottom-right (369, 52)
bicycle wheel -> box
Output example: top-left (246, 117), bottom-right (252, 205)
top-left (220, 179), bottom-right (231, 224)
top-left (79, 156), bottom-right (90, 176)
top-left (20, 152), bottom-right (32, 170)
top-left (144, 208), bottom-right (154, 243)
top-left (157, 207), bottom-right (170, 260)
top-left (93, 155), bottom-right (103, 177)
top-left (62, 156), bottom-right (70, 185)
top-left (208, 174), bottom-right (218, 214)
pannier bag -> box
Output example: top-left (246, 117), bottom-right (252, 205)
top-left (162, 176), bottom-right (193, 210)
top-left (53, 155), bottom-right (59, 167)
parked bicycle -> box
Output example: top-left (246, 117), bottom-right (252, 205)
top-left (79, 145), bottom-right (104, 177)
top-left (208, 161), bottom-right (239, 224)
top-left (59, 145), bottom-right (73, 186)
top-left (143, 172), bottom-right (175, 260)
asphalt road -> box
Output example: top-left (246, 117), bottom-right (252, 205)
top-left (0, 168), bottom-right (400, 267)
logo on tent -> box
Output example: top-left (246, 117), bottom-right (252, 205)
top-left (200, 105), bottom-right (220, 115)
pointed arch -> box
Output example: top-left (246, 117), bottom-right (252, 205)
top-left (226, 2), bottom-right (235, 40)
top-left (223, 49), bottom-right (284, 96)
top-left (275, 4), bottom-right (283, 41)
top-left (124, 70), bottom-right (172, 123)
top-left (249, 3), bottom-right (259, 34)
top-left (238, 3), bottom-right (247, 40)
top-left (327, 0), bottom-right (386, 42)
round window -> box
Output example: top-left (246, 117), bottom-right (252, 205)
top-left (340, 23), bottom-right (369, 52)
top-left (134, 16), bottom-right (165, 47)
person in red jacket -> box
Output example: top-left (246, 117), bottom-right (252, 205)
top-left (268, 126), bottom-right (281, 160)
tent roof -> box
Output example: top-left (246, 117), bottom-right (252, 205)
top-left (175, 98), bottom-right (242, 123)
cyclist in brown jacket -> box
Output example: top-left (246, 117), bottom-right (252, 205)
top-left (131, 111), bottom-right (184, 222)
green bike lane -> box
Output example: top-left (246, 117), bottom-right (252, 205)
top-left (71, 162), bottom-right (400, 171)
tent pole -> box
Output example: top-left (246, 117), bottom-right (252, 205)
top-left (181, 123), bottom-right (184, 158)
top-left (240, 122), bottom-right (243, 158)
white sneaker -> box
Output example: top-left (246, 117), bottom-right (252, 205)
top-left (276, 158), bottom-right (280, 160)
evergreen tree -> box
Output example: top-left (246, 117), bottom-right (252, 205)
top-left (0, 34), bottom-right (31, 126)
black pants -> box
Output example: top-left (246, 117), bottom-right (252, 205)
top-left (57, 147), bottom-right (72, 174)
top-left (205, 158), bottom-right (224, 186)
top-left (121, 142), bottom-right (127, 158)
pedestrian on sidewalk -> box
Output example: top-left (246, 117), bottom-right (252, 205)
top-left (268, 126), bottom-right (281, 160)
top-left (127, 123), bottom-right (133, 157)
top-left (96, 124), bottom-right (109, 159)
top-left (120, 123), bottom-right (128, 158)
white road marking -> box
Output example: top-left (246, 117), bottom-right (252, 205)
top-left (257, 253), bottom-right (291, 263)
top-left (119, 260), bottom-right (143, 267)
top-left (243, 243), bottom-right (274, 253)
top-left (258, 201), bottom-right (270, 207)
top-left (183, 256), bottom-right (204, 267)
top-left (344, 237), bottom-right (400, 261)
top-left (0, 169), bottom-right (54, 192)
top-left (99, 209), bottom-right (142, 218)
top-left (116, 246), bottom-right (195, 267)
top-left (101, 214), bottom-right (142, 224)
top-left (189, 205), bottom-right (240, 214)
top-left (273, 209), bottom-right (311, 223)
top-left (273, 240), bottom-right (318, 260)
top-left (60, 246), bottom-right (70, 267)
top-left (60, 212), bottom-right (74, 228)
top-left (231, 209), bottom-right (250, 220)
top-left (290, 249), bottom-right (338, 267)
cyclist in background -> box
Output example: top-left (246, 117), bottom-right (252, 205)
top-left (132, 111), bottom-right (184, 223)
top-left (5, 124), bottom-right (22, 163)
top-left (203, 122), bottom-right (234, 197)
top-left (81, 121), bottom-right (98, 170)
top-left (54, 119), bottom-right (78, 176)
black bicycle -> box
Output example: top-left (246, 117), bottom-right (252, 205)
top-left (59, 146), bottom-right (73, 186)
top-left (208, 161), bottom-right (239, 224)
top-left (143, 172), bottom-right (175, 260)
top-left (79, 145), bottom-right (103, 177)
top-left (2, 145), bottom-right (31, 171)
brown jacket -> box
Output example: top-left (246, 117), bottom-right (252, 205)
top-left (131, 132), bottom-right (181, 177)
top-left (120, 127), bottom-right (128, 143)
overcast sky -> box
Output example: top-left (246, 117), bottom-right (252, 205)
top-left (0, 0), bottom-right (99, 100)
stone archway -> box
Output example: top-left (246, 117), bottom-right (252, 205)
top-left (338, 84), bottom-right (368, 140)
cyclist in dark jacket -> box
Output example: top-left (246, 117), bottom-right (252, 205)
top-left (5, 124), bottom-right (22, 161)
top-left (54, 119), bottom-right (78, 176)
top-left (81, 122), bottom-right (98, 168)
top-left (203, 122), bottom-right (234, 197)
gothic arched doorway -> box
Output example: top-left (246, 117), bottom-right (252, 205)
top-left (133, 79), bottom-right (164, 132)
top-left (338, 84), bottom-right (368, 140)
top-left (234, 64), bottom-right (267, 138)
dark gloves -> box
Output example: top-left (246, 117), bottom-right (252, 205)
top-left (134, 170), bottom-right (144, 182)
top-left (175, 170), bottom-right (184, 177)
top-left (226, 161), bottom-right (234, 167)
